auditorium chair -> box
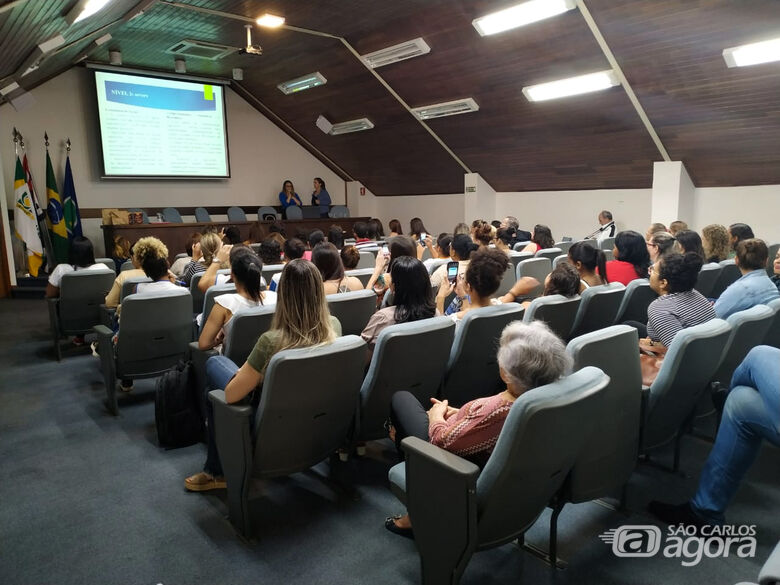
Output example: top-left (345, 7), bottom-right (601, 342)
top-left (425, 258), bottom-right (448, 275)
top-left (640, 318), bottom-right (731, 471)
top-left (326, 289), bottom-right (376, 336)
top-left (534, 247), bottom-right (563, 263)
top-left (329, 205), bottom-right (349, 218)
top-left (120, 260), bottom-right (134, 272)
top-left (47, 268), bottom-right (115, 361)
top-left (95, 289), bottom-right (192, 415)
top-left (710, 259), bottom-right (741, 298)
top-left (95, 257), bottom-right (116, 272)
top-left (356, 251), bottom-right (375, 270)
top-left (226, 206), bottom-right (247, 222)
top-left (552, 254), bottom-right (568, 269)
top-left (736, 540), bottom-right (780, 585)
top-left (195, 207), bottom-right (211, 222)
top-left (198, 283), bottom-right (236, 332)
top-left (614, 279), bottom-right (657, 325)
top-left (554, 241), bottom-right (574, 254)
top-left (512, 241), bottom-right (530, 251)
top-left (765, 298), bottom-right (780, 349)
top-left (522, 294), bottom-right (581, 341)
top-left (161, 207), bottom-right (183, 223)
top-left (600, 236), bottom-right (615, 251)
top-left (421, 247), bottom-right (432, 262)
top-left (494, 262), bottom-right (517, 296)
top-left (603, 249), bottom-right (614, 261)
top-left (694, 262), bottom-right (722, 298)
top-left (358, 317), bottom-right (455, 441)
top-left (209, 335), bottom-right (367, 538)
top-left (345, 268), bottom-right (374, 288)
top-left (440, 304), bottom-right (524, 407)
top-left (190, 273), bottom-right (206, 313)
top-left (515, 257), bottom-right (551, 299)
top-left (257, 206), bottom-right (277, 221)
top-left (261, 264), bottom-right (284, 289)
top-left (99, 276), bottom-right (152, 327)
top-left (388, 367), bottom-right (608, 585)
top-left (568, 282), bottom-right (626, 340)
top-left (285, 205), bottom-right (303, 220)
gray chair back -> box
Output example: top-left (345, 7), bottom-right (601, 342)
top-left (509, 251), bottom-right (533, 273)
top-left (554, 241), bottom-right (574, 254)
top-left (326, 289), bottom-right (376, 336)
top-left (420, 247), bottom-right (432, 261)
top-left (58, 269), bottom-right (115, 333)
top-left (710, 259), bottom-right (741, 298)
top-left (495, 262), bottom-right (517, 296)
top-left (694, 263), bottom-right (722, 298)
top-left (766, 298), bottom-right (780, 349)
top-left (356, 251), bottom-right (375, 270)
top-left (174, 253), bottom-right (188, 261)
top-left (226, 206), bottom-right (247, 222)
top-left (261, 264), bottom-right (284, 289)
top-left (569, 282), bottom-right (626, 340)
top-left (161, 207), bottom-right (183, 223)
top-left (329, 205), bottom-right (350, 218)
top-left (285, 206), bottom-right (303, 220)
top-left (603, 249), bottom-right (614, 261)
top-left (535, 247), bottom-right (563, 262)
top-left (120, 276), bottom-right (152, 302)
top-left (713, 305), bottom-right (775, 388)
top-left (359, 317), bottom-right (455, 440)
top-left (257, 206), bottom-right (277, 220)
top-left (252, 336), bottom-right (366, 476)
top-left (523, 294), bottom-right (581, 341)
top-left (643, 319), bottom-right (732, 452)
top-left (600, 236), bottom-right (615, 251)
top-left (95, 257), bottom-right (116, 272)
top-left (222, 305), bottom-right (276, 365)
top-left (127, 208), bottom-right (149, 223)
top-left (552, 254), bottom-right (568, 269)
top-left (115, 290), bottom-right (193, 377)
top-left (120, 260), bottom-right (134, 272)
top-left (566, 325), bottom-right (641, 503)
top-left (515, 257), bottom-right (551, 299)
top-left (190, 273), bottom-right (206, 313)
top-left (512, 241), bottom-right (530, 251)
top-left (344, 237), bottom-right (356, 246)
top-left (767, 243), bottom-right (780, 277)
top-left (195, 207), bottom-right (211, 222)
top-left (345, 268), bottom-right (374, 287)
top-left (200, 283), bottom-right (237, 330)
top-left (426, 258), bottom-right (448, 275)
top-left (476, 367), bottom-right (608, 547)
top-left (614, 279), bottom-right (657, 325)
top-left (440, 304), bottom-right (525, 407)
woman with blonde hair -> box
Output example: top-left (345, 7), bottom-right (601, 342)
top-left (701, 224), bottom-right (730, 263)
top-left (185, 259), bottom-right (341, 492)
top-left (181, 231), bottom-right (223, 286)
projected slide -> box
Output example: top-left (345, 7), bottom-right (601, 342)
top-left (94, 70), bottom-right (230, 178)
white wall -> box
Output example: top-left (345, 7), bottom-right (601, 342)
top-left (693, 185), bottom-right (780, 244)
top-left (0, 67), bottom-right (345, 256)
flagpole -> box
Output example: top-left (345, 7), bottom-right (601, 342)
top-left (1, 132), bottom-right (17, 286)
top-left (19, 131), bottom-right (56, 272)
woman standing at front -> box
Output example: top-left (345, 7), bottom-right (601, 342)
top-left (278, 180), bottom-right (302, 210)
top-left (311, 177), bottom-right (331, 218)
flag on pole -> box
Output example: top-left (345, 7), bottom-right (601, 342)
top-left (45, 149), bottom-right (69, 263)
top-left (13, 155), bottom-right (44, 277)
top-left (23, 151), bottom-right (56, 269)
top-left (22, 153), bottom-right (46, 219)
top-left (62, 152), bottom-right (83, 240)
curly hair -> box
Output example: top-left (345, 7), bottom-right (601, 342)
top-left (657, 252), bottom-right (703, 293)
top-left (466, 248), bottom-right (509, 298)
top-left (133, 236), bottom-right (169, 264)
top-left (702, 224), bottom-right (730, 263)
top-left (472, 220), bottom-right (493, 246)
top-left (544, 262), bottom-right (580, 297)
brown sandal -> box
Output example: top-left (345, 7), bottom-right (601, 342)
top-left (184, 472), bottom-right (226, 492)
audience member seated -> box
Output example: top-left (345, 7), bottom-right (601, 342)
top-left (636, 253), bottom-right (716, 346)
top-left (521, 224), bottom-right (554, 254)
top-left (772, 248), bottom-right (780, 293)
top-left (197, 244), bottom-right (253, 293)
top-left (105, 239), bottom-right (161, 310)
top-left (649, 346), bottom-right (780, 526)
top-left (500, 215), bottom-right (531, 243)
top-left (303, 229), bottom-right (325, 261)
top-left (423, 234), bottom-right (453, 270)
top-left (606, 230), bottom-right (651, 285)
top-left (645, 222), bottom-right (668, 241)
top-left (259, 238), bottom-right (282, 265)
top-left (594, 210), bottom-right (616, 245)
top-left (472, 220), bottom-right (493, 249)
top-left (674, 229), bottom-right (705, 261)
top-left (185, 259), bottom-right (342, 492)
top-left (388, 219), bottom-right (402, 237)
top-left (278, 179), bottom-right (302, 209)
top-left (647, 230), bottom-right (676, 264)
top-left (269, 238), bottom-right (306, 292)
top-left (313, 242), bottom-right (363, 294)
top-left (222, 226), bottom-right (242, 246)
top-left (182, 231), bottom-right (222, 286)
top-left (340, 245), bottom-right (360, 270)
top-left (430, 234), bottom-right (478, 290)
top-left (46, 236), bottom-right (106, 299)
top-left (360, 256), bottom-right (435, 352)
top-left (728, 223), bottom-right (755, 255)
top-left (714, 239), bottom-right (780, 319)
top-left (170, 232), bottom-right (201, 278)
top-left (353, 222), bottom-right (375, 249)
top-left (328, 225), bottom-right (344, 249)
top-left (367, 235), bottom-right (419, 295)
top-left (198, 252), bottom-right (276, 351)
top-left (135, 242), bottom-right (180, 297)
top-left (700, 224), bottom-right (730, 263)
top-left (369, 218), bottom-right (385, 239)
top-left (523, 262), bottom-right (580, 309)
top-left (110, 235), bottom-right (131, 274)
top-left (384, 320), bottom-right (572, 537)
top-left (568, 241), bottom-right (608, 290)
top-left (669, 220), bottom-right (688, 236)
top-left (453, 222), bottom-right (470, 236)
top-left (494, 227), bottom-right (517, 254)
top-left (409, 217), bottom-right (429, 245)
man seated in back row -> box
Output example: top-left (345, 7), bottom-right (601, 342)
top-left (593, 210), bottom-right (616, 245)
top-left (714, 238), bottom-right (779, 319)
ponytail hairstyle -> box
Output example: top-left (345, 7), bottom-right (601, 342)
top-left (199, 231), bottom-right (222, 265)
top-left (649, 231), bottom-right (677, 258)
top-left (231, 251), bottom-right (264, 302)
top-left (472, 220), bottom-right (493, 246)
top-left (568, 241), bottom-right (608, 284)
top-left (451, 233), bottom-right (479, 261)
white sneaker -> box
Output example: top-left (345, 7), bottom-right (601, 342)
top-left (90, 341), bottom-right (99, 357)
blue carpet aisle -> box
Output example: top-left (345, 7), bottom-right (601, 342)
top-left (1, 298), bottom-right (778, 585)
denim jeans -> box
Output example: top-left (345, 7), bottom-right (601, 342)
top-left (203, 355), bottom-right (240, 476)
top-left (691, 346), bottom-right (780, 524)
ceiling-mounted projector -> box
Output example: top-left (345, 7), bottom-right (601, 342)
top-left (239, 25), bottom-right (262, 56)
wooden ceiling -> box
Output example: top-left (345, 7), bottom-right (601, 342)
top-left (1, 0), bottom-right (779, 194)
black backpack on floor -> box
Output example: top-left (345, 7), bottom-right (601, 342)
top-left (155, 360), bottom-right (204, 449)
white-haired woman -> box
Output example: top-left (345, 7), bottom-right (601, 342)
top-left (384, 320), bottom-right (572, 537)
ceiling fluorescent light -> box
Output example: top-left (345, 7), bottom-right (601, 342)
top-left (412, 98), bottom-right (479, 120)
top-left (473, 0), bottom-right (576, 36)
top-left (361, 38), bottom-right (430, 68)
top-left (256, 13), bottom-right (285, 28)
top-left (277, 72), bottom-right (327, 95)
top-left (723, 36), bottom-right (780, 68)
top-left (95, 33), bottom-right (112, 46)
top-left (522, 70), bottom-right (619, 102)
top-left (329, 118), bottom-right (374, 135)
top-left (0, 81), bottom-right (20, 96)
top-left (38, 34), bottom-right (66, 53)
top-left (65, 0), bottom-right (114, 26)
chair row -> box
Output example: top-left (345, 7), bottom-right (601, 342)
top-left (146, 205), bottom-right (352, 224)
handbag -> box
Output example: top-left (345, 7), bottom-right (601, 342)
top-left (639, 339), bottom-right (667, 387)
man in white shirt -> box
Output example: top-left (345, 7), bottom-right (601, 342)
top-left (592, 210), bottom-right (616, 245)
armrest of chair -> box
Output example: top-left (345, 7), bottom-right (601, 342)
top-left (639, 385), bottom-right (651, 453)
top-left (94, 324), bottom-right (117, 414)
top-left (401, 437), bottom-right (480, 583)
top-left (190, 341), bottom-right (218, 419)
top-left (99, 304), bottom-right (116, 329)
top-left (759, 541), bottom-right (780, 585)
top-left (47, 298), bottom-right (60, 338)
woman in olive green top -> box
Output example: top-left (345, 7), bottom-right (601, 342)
top-left (185, 259), bottom-right (341, 492)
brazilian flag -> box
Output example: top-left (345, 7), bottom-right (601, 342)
top-left (45, 150), bottom-right (68, 263)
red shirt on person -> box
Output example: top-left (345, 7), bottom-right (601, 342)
top-left (605, 260), bottom-right (645, 286)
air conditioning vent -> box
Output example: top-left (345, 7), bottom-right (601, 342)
top-left (329, 118), bottom-right (374, 135)
top-left (361, 37), bottom-right (430, 68)
top-left (411, 98), bottom-right (480, 120)
top-left (166, 40), bottom-right (238, 61)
